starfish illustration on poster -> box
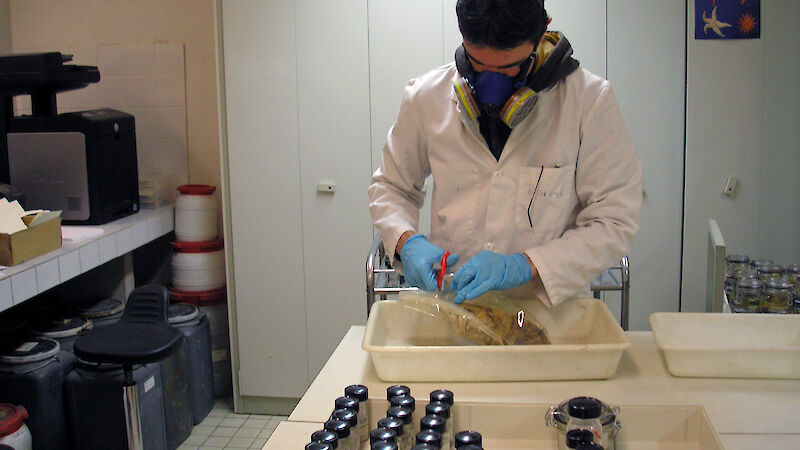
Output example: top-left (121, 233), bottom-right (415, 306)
top-left (695, 0), bottom-right (761, 39)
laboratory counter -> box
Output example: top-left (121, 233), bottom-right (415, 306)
top-left (266, 326), bottom-right (800, 449)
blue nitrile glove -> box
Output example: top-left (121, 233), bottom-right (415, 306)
top-left (452, 251), bottom-right (533, 303)
top-left (399, 234), bottom-right (460, 292)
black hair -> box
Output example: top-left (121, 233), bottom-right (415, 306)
top-left (455, 0), bottom-right (548, 50)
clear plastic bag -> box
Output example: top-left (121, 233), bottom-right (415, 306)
top-left (397, 290), bottom-right (551, 346)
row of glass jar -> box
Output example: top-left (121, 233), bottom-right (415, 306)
top-left (724, 254), bottom-right (800, 313)
top-left (729, 276), bottom-right (799, 314)
top-left (724, 254), bottom-right (800, 286)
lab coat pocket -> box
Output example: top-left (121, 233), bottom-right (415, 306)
top-left (518, 165), bottom-right (576, 232)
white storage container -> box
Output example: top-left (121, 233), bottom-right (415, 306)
top-left (170, 239), bottom-right (226, 291)
top-left (649, 312), bottom-right (800, 379)
top-left (175, 184), bottom-right (218, 242)
top-left (363, 297), bottom-right (630, 382)
top-left (0, 403), bottom-right (32, 450)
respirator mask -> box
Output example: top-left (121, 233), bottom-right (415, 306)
top-left (453, 44), bottom-right (539, 128)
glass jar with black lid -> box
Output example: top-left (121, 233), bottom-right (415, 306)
top-left (345, 385), bottom-right (369, 444)
top-left (325, 418), bottom-right (354, 450)
top-left (377, 416), bottom-right (406, 450)
top-left (390, 395), bottom-right (416, 437)
top-left (387, 406), bottom-right (414, 449)
top-left (310, 429), bottom-right (339, 448)
top-left (415, 429), bottom-right (443, 449)
top-left (370, 427), bottom-right (397, 446)
top-left (454, 430), bottom-right (482, 448)
top-left (420, 415), bottom-right (447, 449)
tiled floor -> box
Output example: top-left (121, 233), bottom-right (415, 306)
top-left (177, 397), bottom-right (287, 449)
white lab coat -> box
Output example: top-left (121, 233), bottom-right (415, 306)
top-left (368, 63), bottom-right (643, 306)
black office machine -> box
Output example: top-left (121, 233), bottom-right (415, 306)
top-left (0, 52), bottom-right (139, 224)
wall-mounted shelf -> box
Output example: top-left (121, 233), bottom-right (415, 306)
top-left (0, 204), bottom-right (174, 313)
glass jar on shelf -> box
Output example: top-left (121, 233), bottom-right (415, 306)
top-left (734, 277), bottom-right (763, 312)
top-left (762, 279), bottom-right (793, 313)
top-left (726, 267), bottom-right (756, 302)
top-left (725, 254), bottom-right (750, 277)
top-left (758, 264), bottom-right (786, 284)
top-left (793, 285), bottom-right (800, 314)
top-left (749, 258), bottom-right (774, 276)
top-left (786, 263), bottom-right (800, 287)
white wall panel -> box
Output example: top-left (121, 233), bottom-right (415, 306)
top-left (756, 0), bottom-right (800, 264)
top-left (368, 0), bottom-right (444, 236)
top-left (221, 0), bottom-right (309, 397)
top-left (608, 0), bottom-right (685, 328)
top-left (368, 0), bottom-right (445, 174)
top-left (683, 4), bottom-right (763, 312)
top-left (295, 0), bottom-right (372, 381)
top-left (547, 0), bottom-right (607, 78)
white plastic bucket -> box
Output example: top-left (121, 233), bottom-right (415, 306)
top-left (170, 239), bottom-right (226, 291)
top-left (0, 403), bottom-right (33, 450)
top-left (175, 184), bottom-right (218, 242)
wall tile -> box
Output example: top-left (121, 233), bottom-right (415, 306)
top-left (158, 138), bottom-right (189, 171)
top-left (94, 77), bottom-right (125, 108)
top-left (0, 279), bottom-right (12, 312)
top-left (58, 251), bottom-right (81, 282)
top-left (119, 76), bottom-right (158, 107)
top-left (35, 259), bottom-right (61, 293)
top-left (153, 106), bottom-right (188, 139)
top-left (10, 269), bottom-right (37, 303)
top-left (97, 44), bottom-right (126, 76)
top-left (156, 75), bottom-right (186, 106)
top-left (155, 43), bottom-right (185, 76)
top-left (124, 43), bottom-right (155, 76)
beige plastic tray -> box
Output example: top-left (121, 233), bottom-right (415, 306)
top-left (264, 400), bottom-right (723, 449)
top-left (363, 297), bottom-right (630, 381)
top-left (650, 312), bottom-right (800, 379)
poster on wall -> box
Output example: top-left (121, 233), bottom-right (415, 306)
top-left (695, 0), bottom-right (761, 40)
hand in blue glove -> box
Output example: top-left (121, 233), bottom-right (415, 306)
top-left (452, 251), bottom-right (533, 303)
top-left (399, 234), bottom-right (460, 292)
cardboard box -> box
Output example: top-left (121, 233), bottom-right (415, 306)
top-left (0, 213), bottom-right (62, 265)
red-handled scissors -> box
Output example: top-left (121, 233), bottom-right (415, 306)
top-left (437, 250), bottom-right (450, 291)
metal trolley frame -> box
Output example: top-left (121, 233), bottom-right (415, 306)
top-left (366, 235), bottom-right (630, 330)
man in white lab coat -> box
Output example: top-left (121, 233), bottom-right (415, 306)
top-left (368, 0), bottom-right (642, 307)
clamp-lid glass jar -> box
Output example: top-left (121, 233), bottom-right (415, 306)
top-left (734, 277), bottom-right (763, 312)
top-left (762, 279), bottom-right (793, 313)
top-left (725, 267), bottom-right (755, 300)
top-left (749, 258), bottom-right (774, 273)
top-left (758, 264), bottom-right (786, 284)
top-left (786, 263), bottom-right (800, 286)
top-left (725, 254), bottom-right (750, 277)
top-left (546, 397), bottom-right (620, 450)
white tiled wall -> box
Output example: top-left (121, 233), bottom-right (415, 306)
top-left (13, 43), bottom-right (189, 203)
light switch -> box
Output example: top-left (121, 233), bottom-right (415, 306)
top-left (317, 180), bottom-right (336, 193)
top-left (724, 176), bottom-right (737, 196)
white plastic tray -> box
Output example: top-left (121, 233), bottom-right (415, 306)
top-left (650, 312), bottom-right (800, 379)
top-left (363, 297), bottom-right (630, 381)
top-left (265, 400), bottom-right (723, 449)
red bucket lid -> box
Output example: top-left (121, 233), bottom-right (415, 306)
top-left (177, 184), bottom-right (216, 195)
top-left (171, 238), bottom-right (224, 253)
top-left (0, 403), bottom-right (28, 437)
top-left (168, 286), bottom-right (227, 306)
